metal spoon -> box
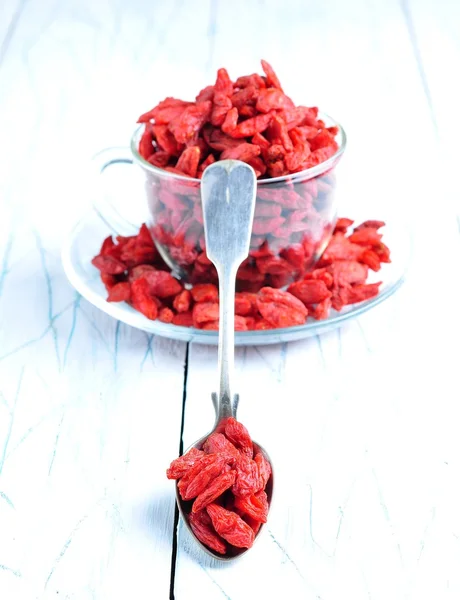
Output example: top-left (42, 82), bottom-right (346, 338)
top-left (176, 160), bottom-right (273, 560)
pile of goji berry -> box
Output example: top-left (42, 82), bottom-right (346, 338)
top-left (91, 218), bottom-right (390, 329)
top-left (137, 59), bottom-right (342, 288)
top-left (138, 59), bottom-right (338, 178)
top-left (167, 417), bottom-right (271, 554)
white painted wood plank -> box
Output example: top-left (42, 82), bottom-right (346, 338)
top-left (174, 1), bottom-right (460, 599)
top-left (0, 0), bottom-right (192, 597)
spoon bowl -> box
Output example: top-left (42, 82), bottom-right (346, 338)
top-left (175, 161), bottom-right (274, 559)
top-left (176, 396), bottom-right (274, 561)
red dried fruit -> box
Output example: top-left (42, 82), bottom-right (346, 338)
top-left (211, 91), bottom-right (233, 127)
top-left (234, 292), bottom-right (257, 316)
top-left (173, 289), bottom-right (192, 313)
top-left (320, 233), bottom-right (364, 264)
top-left (287, 279), bottom-right (331, 305)
top-left (130, 278), bottom-right (158, 320)
top-left (139, 124), bottom-right (154, 159)
top-left (228, 113), bottom-right (273, 139)
top-left (232, 454), bottom-right (260, 497)
top-left (231, 85), bottom-right (258, 108)
top-left (184, 455), bottom-right (227, 500)
top-left (214, 68), bottom-right (233, 96)
top-left (221, 143), bottom-right (261, 162)
top-left (167, 447), bottom-right (205, 480)
top-left (348, 228), bottom-right (383, 246)
top-left (254, 451), bottom-right (272, 490)
top-left (243, 515), bottom-right (262, 535)
top-left (234, 490), bottom-right (268, 523)
top-left (256, 89), bottom-right (294, 113)
top-left (92, 254), bottom-right (127, 275)
top-left (345, 282), bottom-right (381, 304)
top-left (354, 220), bottom-right (385, 232)
top-left (206, 503), bottom-right (255, 549)
top-left (312, 297), bottom-right (332, 320)
top-left (203, 432), bottom-right (240, 462)
top-left (192, 470), bottom-right (237, 513)
top-left (177, 454), bottom-right (223, 500)
top-left (191, 283), bottom-right (219, 303)
top-left (224, 417), bottom-right (253, 458)
top-left (188, 510), bottom-right (227, 555)
top-left (201, 316), bottom-right (248, 331)
top-left (260, 59), bottom-right (284, 92)
top-left (221, 107), bottom-right (239, 134)
top-left (101, 273), bottom-right (117, 291)
top-left (152, 124), bottom-right (181, 155)
top-left (141, 271), bottom-right (182, 298)
top-left (192, 302), bottom-right (220, 326)
top-left (257, 287), bottom-right (308, 328)
top-left (138, 98), bottom-right (192, 124)
top-left (176, 146), bottom-right (201, 178)
top-left (107, 281), bottom-right (131, 303)
top-left (158, 307), bottom-right (174, 323)
top-left (327, 260), bottom-right (369, 286)
top-left (172, 311), bottom-right (194, 327)
top-left (334, 217), bottom-right (354, 233)
top-left (168, 101), bottom-right (212, 144)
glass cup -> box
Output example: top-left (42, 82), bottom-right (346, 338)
top-left (93, 114), bottom-right (346, 291)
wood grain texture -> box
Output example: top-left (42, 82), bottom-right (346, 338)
top-left (0, 0), bottom-right (459, 598)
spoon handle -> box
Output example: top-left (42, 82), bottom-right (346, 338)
top-left (201, 160), bottom-right (257, 421)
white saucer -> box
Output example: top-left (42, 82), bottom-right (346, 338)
top-left (61, 209), bottom-right (410, 346)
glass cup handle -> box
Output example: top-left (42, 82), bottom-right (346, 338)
top-left (91, 147), bottom-right (144, 236)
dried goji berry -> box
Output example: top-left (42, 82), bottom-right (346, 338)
top-left (224, 417), bottom-right (253, 458)
top-left (203, 432), bottom-right (240, 462)
top-left (234, 490), bottom-right (268, 523)
top-left (256, 287), bottom-right (308, 328)
top-left (311, 296), bottom-right (332, 320)
top-left (214, 67), bottom-right (233, 96)
top-left (206, 503), bottom-right (255, 549)
top-left (172, 311), bottom-right (194, 327)
top-left (334, 217), bottom-right (354, 233)
top-left (192, 302), bottom-right (220, 326)
top-left (260, 59), bottom-right (284, 92)
top-left (168, 101), bottom-right (212, 144)
top-left (92, 254), bottom-right (127, 275)
top-left (101, 273), bottom-right (117, 291)
top-left (142, 270), bottom-right (182, 298)
top-left (327, 260), bottom-right (369, 286)
top-left (234, 292), bottom-right (257, 316)
top-left (176, 146), bottom-right (201, 177)
top-left (183, 455), bottom-right (227, 500)
top-left (221, 143), bottom-right (261, 162)
top-left (348, 228), bottom-right (383, 246)
top-left (152, 124), bottom-right (181, 155)
top-left (192, 470), bottom-right (236, 513)
top-left (177, 453), bottom-right (222, 500)
top-left (130, 278), bottom-right (158, 320)
top-left (287, 279), bottom-right (331, 305)
top-left (231, 85), bottom-right (258, 108)
top-left (228, 113), bottom-right (273, 139)
top-left (354, 220), bottom-right (385, 232)
top-left (167, 447), bottom-right (205, 480)
top-left (158, 307), bottom-right (174, 323)
top-left (232, 454), bottom-right (260, 498)
top-left (191, 283), bottom-right (219, 303)
top-left (173, 289), bottom-right (192, 313)
top-left (107, 281), bottom-right (131, 303)
top-left (256, 89), bottom-right (294, 113)
top-left (188, 510), bottom-right (227, 555)
top-left (254, 451), bottom-right (272, 490)
top-left (221, 107), bottom-right (238, 134)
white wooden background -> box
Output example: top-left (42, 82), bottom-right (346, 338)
top-left (1, 1), bottom-right (459, 598)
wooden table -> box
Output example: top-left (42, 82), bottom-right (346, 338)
top-left (1, 0), bottom-right (459, 598)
